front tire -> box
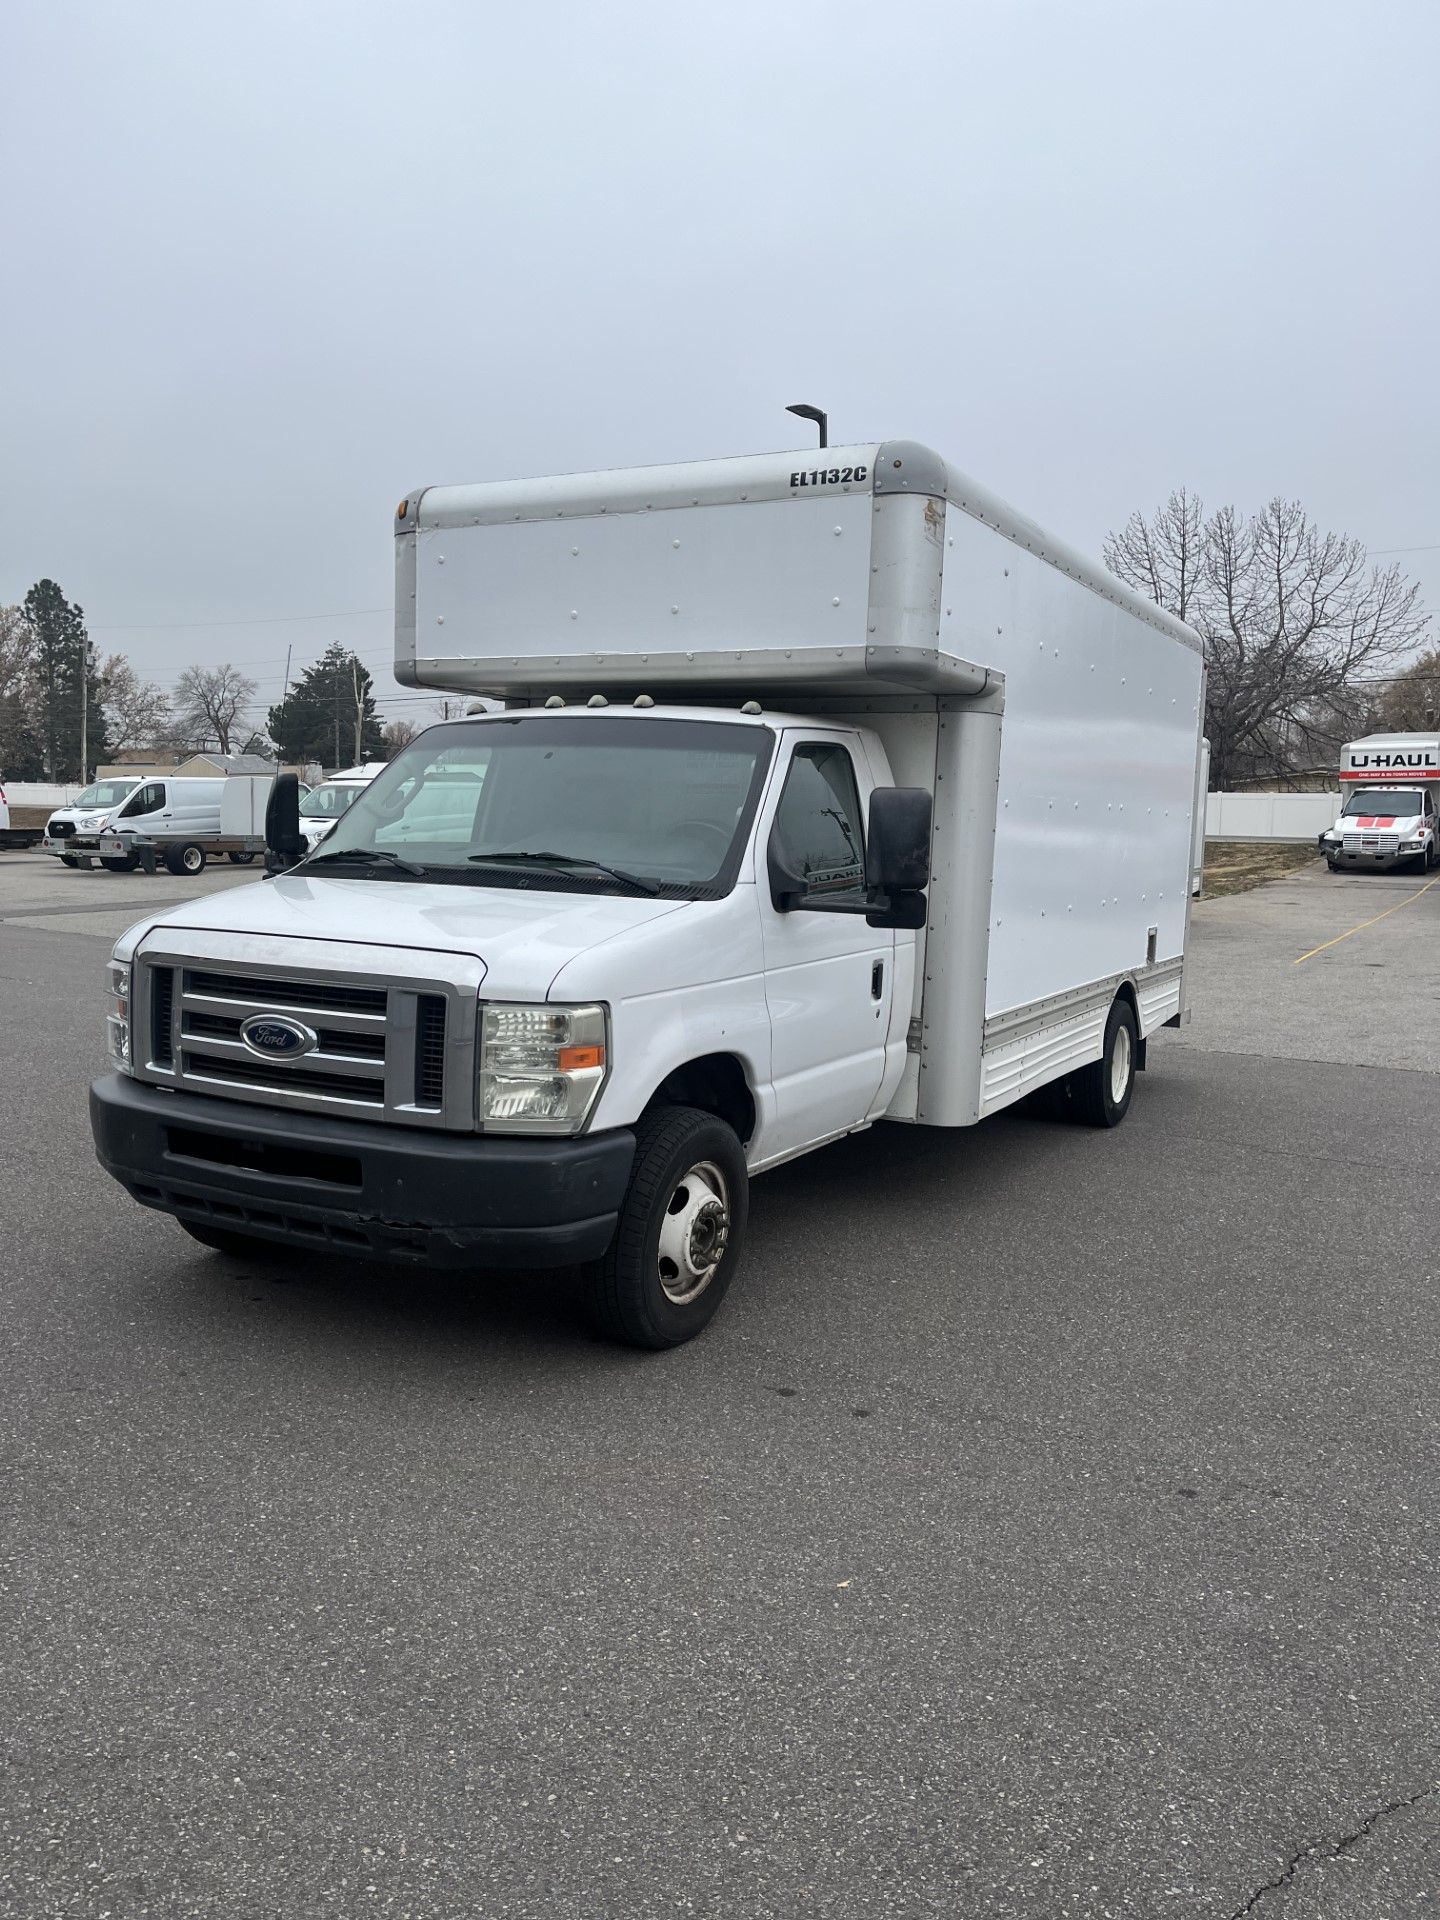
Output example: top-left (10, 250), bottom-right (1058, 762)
top-left (584, 1105), bottom-right (748, 1349)
top-left (164, 842), bottom-right (206, 876)
top-left (227, 850), bottom-right (257, 865)
top-left (60, 853), bottom-right (79, 867)
top-left (100, 852), bottom-right (140, 873)
top-left (1067, 997), bottom-right (1138, 1128)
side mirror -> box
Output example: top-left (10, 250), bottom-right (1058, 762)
top-left (865, 786), bottom-right (931, 929)
top-left (265, 772), bottom-right (306, 872)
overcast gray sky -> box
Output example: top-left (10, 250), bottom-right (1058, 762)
top-left (3, 0), bottom-right (1437, 735)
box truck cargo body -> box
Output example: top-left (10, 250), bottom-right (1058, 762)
top-left (90, 440), bottom-right (1205, 1347)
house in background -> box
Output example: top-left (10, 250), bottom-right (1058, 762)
top-left (171, 751), bottom-right (276, 777)
top-left (96, 749), bottom-right (314, 782)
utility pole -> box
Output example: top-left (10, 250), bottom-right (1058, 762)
top-left (78, 636), bottom-right (89, 782)
top-left (352, 658), bottom-right (364, 763)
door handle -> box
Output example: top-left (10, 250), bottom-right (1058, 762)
top-left (871, 960), bottom-right (885, 1000)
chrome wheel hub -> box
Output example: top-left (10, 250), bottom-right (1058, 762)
top-left (657, 1160), bottom-right (730, 1305)
top-left (1110, 1023), bottom-right (1133, 1104)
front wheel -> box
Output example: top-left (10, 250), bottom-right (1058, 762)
top-left (164, 842), bottom-right (206, 876)
top-left (1067, 997), bottom-right (1138, 1128)
top-left (100, 852), bottom-right (140, 873)
top-left (584, 1105), bottom-right (748, 1349)
top-left (60, 853), bottom-right (79, 868)
top-left (227, 850), bottom-right (257, 865)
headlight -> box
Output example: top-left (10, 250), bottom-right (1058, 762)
top-left (479, 1002), bottom-right (608, 1134)
top-left (106, 959), bottom-right (132, 1073)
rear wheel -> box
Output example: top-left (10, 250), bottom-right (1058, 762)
top-left (584, 1105), bottom-right (748, 1349)
top-left (227, 850), bottom-right (257, 865)
top-left (1067, 997), bottom-right (1138, 1128)
top-left (99, 852), bottom-right (139, 873)
top-left (60, 853), bottom-right (79, 867)
top-left (164, 842), bottom-right (206, 876)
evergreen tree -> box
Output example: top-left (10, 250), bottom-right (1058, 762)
top-left (267, 642), bottom-right (385, 769)
top-left (22, 580), bottom-right (110, 778)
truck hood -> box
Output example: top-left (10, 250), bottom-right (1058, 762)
top-left (121, 871), bottom-right (692, 996)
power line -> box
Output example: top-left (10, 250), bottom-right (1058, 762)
top-left (90, 605), bottom-right (391, 633)
top-left (1370, 544), bottom-right (1440, 556)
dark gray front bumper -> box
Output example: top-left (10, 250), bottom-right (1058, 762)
top-left (90, 1074), bottom-right (635, 1267)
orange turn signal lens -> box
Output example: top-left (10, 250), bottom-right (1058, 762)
top-left (557, 1044), bottom-right (604, 1072)
top-left (397, 499), bottom-right (408, 519)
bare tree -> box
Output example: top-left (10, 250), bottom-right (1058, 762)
top-left (99, 653), bottom-right (171, 752)
top-left (0, 606), bottom-right (35, 773)
top-left (1106, 493), bottom-right (1430, 789)
top-left (171, 662), bottom-right (258, 756)
top-left (382, 719), bottom-right (419, 758)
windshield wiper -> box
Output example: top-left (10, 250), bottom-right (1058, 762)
top-left (305, 846), bottom-right (428, 878)
top-left (467, 850), bottom-right (661, 896)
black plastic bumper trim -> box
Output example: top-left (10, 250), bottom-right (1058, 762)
top-left (90, 1074), bottom-right (634, 1270)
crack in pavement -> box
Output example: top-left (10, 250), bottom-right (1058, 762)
top-left (1228, 1784), bottom-right (1437, 1917)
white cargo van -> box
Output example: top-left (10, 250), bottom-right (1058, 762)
top-left (90, 440), bottom-right (1204, 1348)
top-left (298, 763), bottom-right (387, 851)
top-left (1318, 733), bottom-right (1440, 872)
top-left (45, 776), bottom-right (227, 871)
top-left (43, 777), bottom-right (146, 866)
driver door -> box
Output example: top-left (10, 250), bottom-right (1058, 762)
top-left (757, 736), bottom-right (893, 1162)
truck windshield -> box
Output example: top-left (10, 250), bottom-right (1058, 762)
top-left (308, 715), bottom-right (774, 896)
top-left (73, 781), bottom-right (141, 808)
top-left (1342, 789), bottom-right (1425, 815)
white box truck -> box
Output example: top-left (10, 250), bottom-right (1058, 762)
top-left (90, 440), bottom-right (1204, 1347)
top-left (1318, 732), bottom-right (1440, 872)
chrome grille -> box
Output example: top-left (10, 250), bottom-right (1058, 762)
top-left (186, 967), bottom-right (387, 1017)
top-left (133, 954), bottom-right (474, 1130)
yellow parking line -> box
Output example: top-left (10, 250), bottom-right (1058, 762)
top-left (1294, 874), bottom-right (1440, 964)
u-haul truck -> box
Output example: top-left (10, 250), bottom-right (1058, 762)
top-left (1319, 732), bottom-right (1440, 872)
top-left (89, 439), bottom-right (1205, 1349)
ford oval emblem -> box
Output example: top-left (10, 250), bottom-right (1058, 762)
top-left (239, 1013), bottom-right (318, 1061)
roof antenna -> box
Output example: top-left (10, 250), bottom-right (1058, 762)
top-left (786, 402), bottom-right (828, 449)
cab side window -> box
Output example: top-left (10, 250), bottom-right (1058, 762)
top-left (120, 783), bottom-right (164, 818)
top-left (769, 743), bottom-right (866, 911)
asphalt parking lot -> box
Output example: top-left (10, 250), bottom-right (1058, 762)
top-left (2, 850), bottom-right (1438, 1918)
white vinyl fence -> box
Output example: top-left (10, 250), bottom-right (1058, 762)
top-left (1205, 791), bottom-right (1339, 841)
top-left (2, 783), bottom-right (87, 807)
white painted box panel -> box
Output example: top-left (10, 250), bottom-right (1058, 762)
top-left (940, 506), bottom-right (1201, 1019)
